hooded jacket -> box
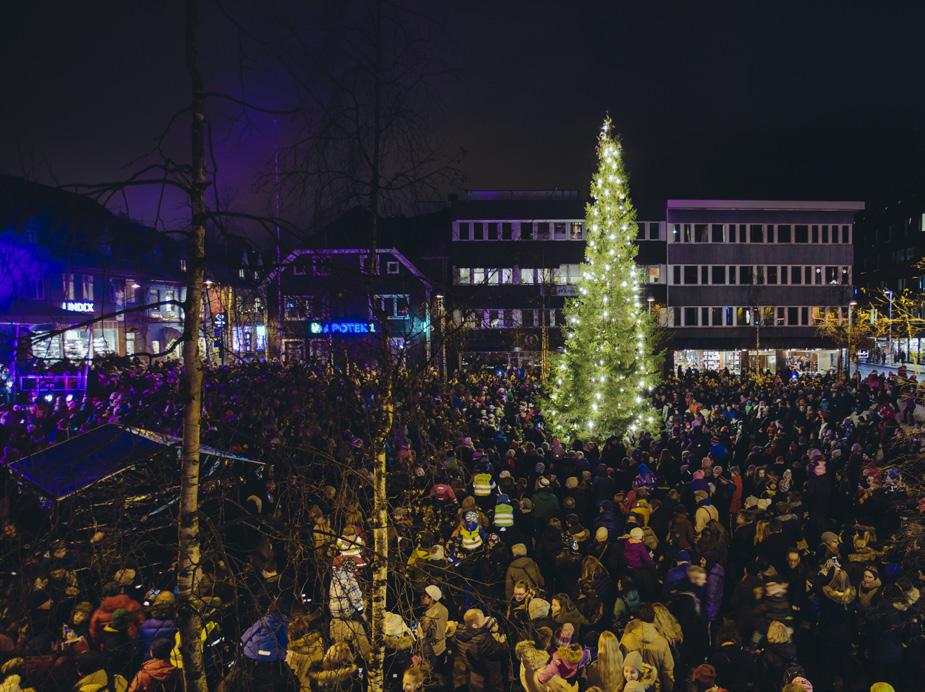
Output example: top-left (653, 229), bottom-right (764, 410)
top-left (139, 617), bottom-right (178, 657)
top-left (505, 556), bottom-right (545, 600)
top-left (127, 658), bottom-right (178, 692)
top-left (619, 620), bottom-right (676, 691)
top-left (242, 613), bottom-right (289, 662)
top-left (90, 594), bottom-right (145, 642)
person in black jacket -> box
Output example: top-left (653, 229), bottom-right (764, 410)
top-left (454, 608), bottom-right (508, 692)
top-left (708, 625), bottom-right (756, 692)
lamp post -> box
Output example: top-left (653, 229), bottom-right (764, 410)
top-left (847, 299), bottom-right (857, 378)
top-left (647, 296), bottom-right (655, 316)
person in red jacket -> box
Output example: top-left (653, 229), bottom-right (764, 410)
top-left (129, 638), bottom-right (180, 692)
top-left (89, 581), bottom-right (145, 643)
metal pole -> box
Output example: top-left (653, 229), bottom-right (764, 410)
top-left (275, 149), bottom-right (283, 361)
top-left (848, 302), bottom-right (854, 378)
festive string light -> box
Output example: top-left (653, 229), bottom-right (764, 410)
top-left (544, 116), bottom-right (659, 439)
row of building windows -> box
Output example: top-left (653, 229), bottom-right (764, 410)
top-left (669, 265), bottom-right (851, 286)
top-left (33, 274), bottom-right (177, 314)
top-left (454, 220), bottom-right (584, 241)
top-left (670, 223), bottom-right (852, 245)
top-left (669, 305), bottom-right (853, 328)
top-left (284, 294), bottom-right (410, 321)
top-left (454, 265), bottom-right (583, 286)
top-left (463, 308), bottom-right (565, 329)
top-left (453, 220), bottom-right (665, 242)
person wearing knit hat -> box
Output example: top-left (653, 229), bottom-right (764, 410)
top-left (690, 663), bottom-right (718, 690)
top-left (620, 649), bottom-right (658, 689)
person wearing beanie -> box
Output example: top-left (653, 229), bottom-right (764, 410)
top-left (531, 478), bottom-right (560, 527)
top-left (694, 489), bottom-right (720, 536)
top-left (420, 585), bottom-right (448, 682)
top-left (453, 510), bottom-right (487, 554)
top-left (493, 493), bottom-right (515, 530)
top-left (690, 663), bottom-right (724, 691)
top-left (90, 581), bottom-right (145, 643)
top-left (623, 526), bottom-right (656, 599)
top-left (537, 641), bottom-right (590, 685)
top-left (621, 649), bottom-right (658, 690)
top-left (99, 608), bottom-right (141, 682)
top-left (527, 597), bottom-right (556, 635)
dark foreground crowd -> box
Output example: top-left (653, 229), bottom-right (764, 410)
top-left (0, 361), bottom-right (922, 692)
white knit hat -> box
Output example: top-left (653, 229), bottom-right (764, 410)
top-left (425, 585), bottom-right (443, 601)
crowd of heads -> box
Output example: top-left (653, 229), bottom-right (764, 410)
top-left (0, 360), bottom-right (922, 691)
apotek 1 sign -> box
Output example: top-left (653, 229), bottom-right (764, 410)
top-left (62, 301), bottom-right (94, 313)
top-left (308, 321), bottom-right (377, 336)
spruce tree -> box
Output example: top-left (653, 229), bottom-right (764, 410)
top-left (547, 117), bottom-right (659, 438)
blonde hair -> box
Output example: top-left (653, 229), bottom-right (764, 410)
top-left (754, 519), bottom-right (770, 544)
top-left (652, 603), bottom-right (684, 645)
top-left (322, 642), bottom-right (353, 669)
top-left (581, 555), bottom-right (606, 582)
top-left (593, 630), bottom-right (623, 689)
top-left (766, 620), bottom-right (793, 644)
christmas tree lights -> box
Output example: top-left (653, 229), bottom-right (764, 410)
top-left (546, 117), bottom-right (660, 439)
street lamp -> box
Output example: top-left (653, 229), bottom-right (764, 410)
top-left (647, 296), bottom-right (655, 316)
top-left (847, 299), bottom-right (857, 378)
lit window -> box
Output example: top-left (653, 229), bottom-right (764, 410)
top-left (456, 267), bottom-right (471, 284)
top-left (81, 275), bottom-right (94, 301)
top-left (520, 268), bottom-right (535, 284)
top-left (487, 269), bottom-right (500, 285)
top-left (501, 268), bottom-right (513, 284)
top-left (180, 259), bottom-right (187, 272)
top-left (648, 266), bottom-right (661, 283)
top-left (472, 268), bottom-right (485, 284)
top-left (62, 273), bottom-right (75, 300)
top-left (570, 222), bottom-right (583, 240)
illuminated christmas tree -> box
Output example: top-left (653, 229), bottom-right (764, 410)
top-left (546, 116), bottom-right (660, 438)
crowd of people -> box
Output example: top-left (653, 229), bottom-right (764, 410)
top-left (0, 359), bottom-right (922, 691)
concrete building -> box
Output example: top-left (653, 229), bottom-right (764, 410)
top-left (665, 199), bottom-right (863, 372)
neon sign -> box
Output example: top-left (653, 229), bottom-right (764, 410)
top-left (62, 301), bottom-right (94, 313)
top-left (308, 321), bottom-right (377, 335)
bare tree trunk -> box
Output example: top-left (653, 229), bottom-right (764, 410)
top-left (367, 1), bottom-right (389, 687)
top-left (177, 0), bottom-right (208, 690)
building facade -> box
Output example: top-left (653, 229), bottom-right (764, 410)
top-left (665, 200), bottom-right (863, 372)
top-left (447, 190), bottom-right (665, 367)
top-left (270, 247), bottom-right (434, 365)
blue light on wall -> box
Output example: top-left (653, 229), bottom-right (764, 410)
top-left (308, 321), bottom-right (377, 336)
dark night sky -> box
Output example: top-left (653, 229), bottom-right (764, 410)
top-left (2, 1), bottom-right (924, 226)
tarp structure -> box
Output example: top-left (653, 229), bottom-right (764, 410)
top-left (8, 424), bottom-right (261, 503)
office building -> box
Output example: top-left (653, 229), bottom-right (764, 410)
top-left (665, 200), bottom-right (863, 372)
top-left (447, 189), bottom-right (665, 367)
